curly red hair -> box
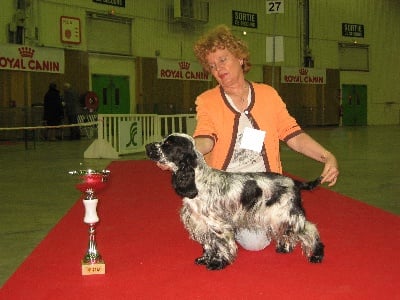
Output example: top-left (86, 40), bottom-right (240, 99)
top-left (193, 25), bottom-right (251, 74)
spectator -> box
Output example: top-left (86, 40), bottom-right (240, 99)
top-left (63, 83), bottom-right (81, 140)
top-left (43, 82), bottom-right (63, 141)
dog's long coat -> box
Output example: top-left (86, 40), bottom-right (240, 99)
top-left (146, 133), bottom-right (324, 270)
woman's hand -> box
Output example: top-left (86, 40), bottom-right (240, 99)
top-left (156, 162), bottom-right (172, 171)
top-left (320, 151), bottom-right (339, 186)
top-left (286, 133), bottom-right (339, 187)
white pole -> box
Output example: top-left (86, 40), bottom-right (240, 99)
top-left (272, 14), bottom-right (277, 88)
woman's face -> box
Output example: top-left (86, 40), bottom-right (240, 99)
top-left (206, 48), bottom-right (243, 88)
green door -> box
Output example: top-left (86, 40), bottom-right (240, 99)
top-left (342, 84), bottom-right (367, 126)
top-left (92, 75), bottom-right (130, 114)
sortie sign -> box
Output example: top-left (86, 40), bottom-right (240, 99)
top-left (232, 10), bottom-right (257, 28)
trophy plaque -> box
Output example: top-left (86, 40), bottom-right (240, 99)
top-left (69, 169), bottom-right (110, 275)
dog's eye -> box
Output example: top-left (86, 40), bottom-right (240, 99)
top-left (162, 140), bottom-right (173, 148)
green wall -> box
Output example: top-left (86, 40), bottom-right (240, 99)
top-left (1, 0), bottom-right (399, 124)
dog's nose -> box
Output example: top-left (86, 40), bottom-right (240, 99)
top-left (145, 143), bottom-right (161, 160)
top-left (145, 143), bottom-right (154, 155)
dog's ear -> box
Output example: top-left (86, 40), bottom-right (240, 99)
top-left (183, 151), bottom-right (198, 169)
top-left (172, 155), bottom-right (198, 198)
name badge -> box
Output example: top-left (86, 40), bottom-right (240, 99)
top-left (240, 127), bottom-right (266, 153)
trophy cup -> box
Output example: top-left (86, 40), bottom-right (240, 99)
top-left (69, 169), bottom-right (110, 275)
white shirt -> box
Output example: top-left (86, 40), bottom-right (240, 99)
top-left (224, 90), bottom-right (266, 173)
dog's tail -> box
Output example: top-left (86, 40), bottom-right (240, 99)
top-left (295, 176), bottom-right (323, 191)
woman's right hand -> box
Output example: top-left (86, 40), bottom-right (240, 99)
top-left (156, 162), bottom-right (172, 171)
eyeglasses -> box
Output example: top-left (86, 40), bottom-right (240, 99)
top-left (208, 56), bottom-right (228, 71)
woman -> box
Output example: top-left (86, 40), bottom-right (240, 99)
top-left (192, 25), bottom-right (339, 251)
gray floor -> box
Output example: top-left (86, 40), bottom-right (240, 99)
top-left (0, 125), bottom-right (399, 287)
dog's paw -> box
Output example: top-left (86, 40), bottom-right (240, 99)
top-left (309, 254), bottom-right (323, 263)
top-left (194, 256), bottom-right (208, 265)
top-left (195, 255), bottom-right (229, 270)
top-left (205, 257), bottom-right (229, 270)
top-left (308, 241), bottom-right (324, 263)
top-left (275, 242), bottom-right (294, 254)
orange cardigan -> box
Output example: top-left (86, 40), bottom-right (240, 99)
top-left (193, 82), bottom-right (303, 174)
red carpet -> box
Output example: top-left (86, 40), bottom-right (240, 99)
top-left (1, 160), bottom-right (399, 299)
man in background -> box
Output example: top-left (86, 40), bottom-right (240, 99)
top-left (43, 82), bottom-right (64, 141)
top-left (63, 83), bottom-right (81, 140)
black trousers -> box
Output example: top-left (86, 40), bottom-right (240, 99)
top-left (67, 114), bottom-right (81, 139)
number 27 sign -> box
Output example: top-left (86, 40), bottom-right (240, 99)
top-left (266, 1), bottom-right (284, 14)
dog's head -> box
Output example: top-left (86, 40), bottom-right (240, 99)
top-left (145, 133), bottom-right (199, 198)
top-left (145, 133), bottom-right (197, 171)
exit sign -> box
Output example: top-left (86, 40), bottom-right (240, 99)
top-left (232, 10), bottom-right (257, 28)
top-left (342, 23), bottom-right (364, 38)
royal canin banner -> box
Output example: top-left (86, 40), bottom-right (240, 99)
top-left (281, 67), bottom-right (326, 84)
top-left (0, 44), bottom-right (65, 73)
top-left (157, 58), bottom-right (211, 81)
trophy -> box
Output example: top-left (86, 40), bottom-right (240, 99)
top-left (69, 169), bottom-right (110, 275)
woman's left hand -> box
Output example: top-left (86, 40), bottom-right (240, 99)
top-left (320, 152), bottom-right (339, 186)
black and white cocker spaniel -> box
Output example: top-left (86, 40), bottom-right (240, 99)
top-left (145, 133), bottom-right (324, 270)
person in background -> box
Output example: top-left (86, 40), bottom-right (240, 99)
top-left (191, 25), bottom-right (339, 251)
top-left (43, 82), bottom-right (64, 141)
top-left (63, 83), bottom-right (81, 140)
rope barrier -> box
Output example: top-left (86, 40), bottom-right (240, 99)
top-left (0, 121), bottom-right (98, 131)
